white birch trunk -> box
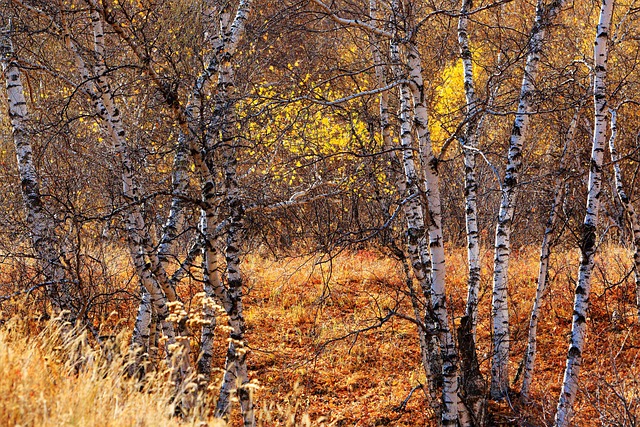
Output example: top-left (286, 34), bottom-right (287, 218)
top-left (519, 187), bottom-right (564, 399)
top-left (458, 0), bottom-right (481, 336)
top-left (372, 17), bottom-right (441, 414)
top-left (91, 6), bottom-right (192, 383)
top-left (554, 1), bottom-right (614, 424)
top-left (148, 303), bottom-right (160, 363)
top-left (215, 137), bottom-right (254, 426)
top-left (64, 6), bottom-right (164, 352)
top-left (490, 0), bottom-right (567, 399)
top-left (198, 209), bottom-right (222, 384)
top-left (84, 5), bottom-right (177, 348)
top-left (397, 71), bottom-right (446, 424)
top-left (206, 2), bottom-right (255, 425)
top-left (521, 112), bottom-right (577, 400)
top-left (404, 38), bottom-right (462, 426)
top-left (608, 108), bottom-right (640, 319)
top-left (1, 28), bottom-right (73, 318)
top-left (130, 287), bottom-right (152, 374)
top-left (457, 2), bottom-right (487, 422)
top-left (157, 136), bottom-right (190, 261)
top-left (386, 10), bottom-right (432, 295)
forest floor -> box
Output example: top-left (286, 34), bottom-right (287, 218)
top-left (0, 245), bottom-right (638, 426)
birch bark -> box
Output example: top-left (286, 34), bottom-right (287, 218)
top-left (187, 3), bottom-right (252, 395)
top-left (458, 0), bottom-right (481, 337)
top-left (490, 0), bottom-right (567, 399)
top-left (520, 111), bottom-right (577, 400)
top-left (368, 1), bottom-right (441, 414)
top-left (608, 108), bottom-right (640, 319)
top-left (130, 287), bottom-right (152, 374)
top-left (456, 2), bottom-right (487, 422)
top-left (555, 1), bottom-right (614, 424)
top-left (404, 37), bottom-right (463, 426)
top-left (391, 41), bottom-right (433, 325)
top-left (83, 4), bottom-right (178, 352)
top-left (1, 27), bottom-right (73, 319)
top-left (392, 38), bottom-right (445, 419)
top-left (197, 209), bottom-right (220, 384)
top-left (205, 2), bottom-right (255, 425)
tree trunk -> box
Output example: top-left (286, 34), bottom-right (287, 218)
top-left (554, 1), bottom-right (614, 424)
top-left (1, 26), bottom-right (73, 319)
top-left (84, 4), bottom-right (179, 356)
top-left (130, 287), bottom-right (152, 374)
top-left (404, 36), bottom-right (463, 426)
top-left (490, 0), bottom-right (567, 399)
top-left (393, 32), bottom-right (445, 392)
top-left (521, 111), bottom-right (577, 400)
top-left (208, 2), bottom-right (255, 425)
top-left (457, 1), bottom-right (487, 422)
top-left (198, 208), bottom-right (221, 384)
top-left (458, 0), bottom-right (482, 339)
top-left (608, 107), bottom-right (640, 319)
top-left (369, 6), bottom-right (441, 413)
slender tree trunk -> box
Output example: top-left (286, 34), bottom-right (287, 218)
top-left (395, 71), bottom-right (445, 422)
top-left (404, 36), bottom-right (463, 426)
top-left (521, 111), bottom-right (577, 400)
top-left (1, 27), bottom-right (73, 319)
top-left (368, 7), bottom-right (442, 415)
top-left (209, 2), bottom-right (255, 425)
top-left (490, 0), bottom-right (567, 399)
top-left (84, 4), bottom-right (178, 350)
top-left (198, 209), bottom-right (221, 384)
top-left (456, 2), bottom-right (487, 422)
top-left (130, 287), bottom-right (152, 372)
top-left (608, 108), bottom-right (640, 319)
top-left (520, 187), bottom-right (564, 399)
top-left (401, 253), bottom-right (441, 413)
top-left (215, 134), bottom-right (254, 426)
top-left (148, 303), bottom-right (160, 363)
top-left (458, 0), bottom-right (481, 339)
top-left (157, 134), bottom-right (190, 272)
top-left (555, 1), bottom-right (614, 424)
top-left (392, 40), bottom-right (435, 331)
top-left (62, 6), bottom-right (165, 354)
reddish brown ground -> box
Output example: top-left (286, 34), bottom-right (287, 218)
top-left (235, 246), bottom-right (640, 426)
top-left (2, 245), bottom-right (638, 426)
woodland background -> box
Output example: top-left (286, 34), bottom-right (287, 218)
top-left (0, 0), bottom-right (639, 426)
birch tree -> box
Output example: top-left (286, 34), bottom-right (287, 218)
top-left (520, 110), bottom-right (578, 401)
top-left (361, 0), bottom-right (447, 419)
top-left (490, 0), bottom-right (568, 399)
top-left (91, 0), bottom-right (256, 419)
top-left (57, 1), bottom-right (190, 373)
top-left (395, 41), bottom-right (446, 419)
top-left (555, 1), bottom-right (614, 424)
top-left (607, 105), bottom-right (640, 319)
top-left (0, 23), bottom-right (74, 321)
top-left (458, 0), bottom-right (481, 340)
top-left (456, 0), bottom-right (487, 420)
top-left (404, 32), bottom-right (463, 427)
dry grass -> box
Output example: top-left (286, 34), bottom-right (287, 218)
top-left (0, 319), bottom-right (213, 427)
top-left (0, 245), bottom-right (639, 426)
top-left (242, 246), bottom-right (640, 426)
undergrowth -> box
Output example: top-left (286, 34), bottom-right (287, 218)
top-left (0, 245), bottom-right (638, 426)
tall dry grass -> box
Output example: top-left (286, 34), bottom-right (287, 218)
top-left (0, 318), bottom-right (214, 427)
top-left (0, 315), bottom-right (333, 427)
